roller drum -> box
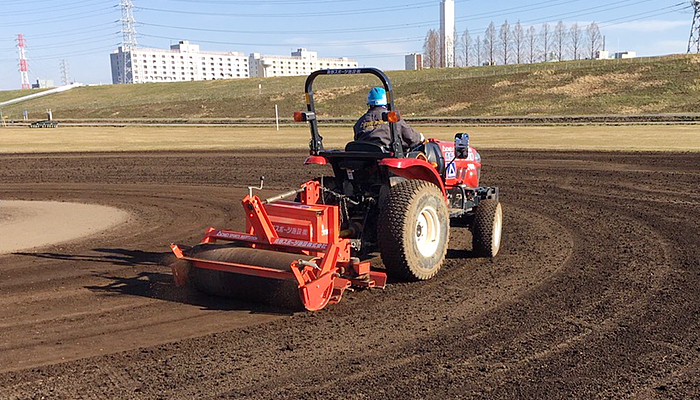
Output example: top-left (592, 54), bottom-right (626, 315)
top-left (185, 244), bottom-right (314, 310)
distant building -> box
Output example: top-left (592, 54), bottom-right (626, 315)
top-left (615, 51), bottom-right (637, 59)
top-left (31, 79), bottom-right (54, 89)
top-left (405, 53), bottom-right (423, 70)
top-left (110, 40), bottom-right (248, 84)
top-left (595, 50), bottom-right (610, 59)
top-left (110, 42), bottom-right (358, 84)
top-left (249, 48), bottom-right (358, 78)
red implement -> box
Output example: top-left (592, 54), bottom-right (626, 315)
top-left (170, 181), bottom-right (386, 311)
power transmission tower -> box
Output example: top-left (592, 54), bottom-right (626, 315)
top-left (16, 34), bottom-right (30, 89)
top-left (120, 0), bottom-right (137, 48)
top-left (688, 0), bottom-right (700, 53)
top-left (120, 0), bottom-right (137, 83)
top-left (60, 59), bottom-right (70, 86)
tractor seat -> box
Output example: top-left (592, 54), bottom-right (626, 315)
top-left (423, 141), bottom-right (446, 177)
top-left (344, 140), bottom-right (390, 154)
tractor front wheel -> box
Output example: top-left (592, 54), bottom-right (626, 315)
top-left (471, 199), bottom-right (503, 257)
top-left (378, 180), bottom-right (449, 281)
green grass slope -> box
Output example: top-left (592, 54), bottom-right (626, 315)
top-left (0, 88), bottom-right (50, 105)
top-left (2, 54), bottom-right (699, 120)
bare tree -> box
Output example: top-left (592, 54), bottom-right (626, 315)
top-left (475, 35), bottom-right (482, 66)
top-left (484, 22), bottom-right (496, 65)
top-left (570, 23), bottom-right (582, 60)
top-left (423, 29), bottom-right (440, 68)
top-left (454, 32), bottom-right (464, 67)
top-left (554, 20), bottom-right (566, 61)
top-left (462, 28), bottom-right (472, 66)
top-left (513, 21), bottom-right (524, 64)
top-left (527, 25), bottom-right (537, 63)
top-left (587, 22), bottom-right (602, 59)
top-left (541, 22), bottom-right (550, 62)
top-left (499, 20), bottom-right (511, 65)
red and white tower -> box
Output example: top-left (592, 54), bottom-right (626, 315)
top-left (17, 34), bottom-right (30, 89)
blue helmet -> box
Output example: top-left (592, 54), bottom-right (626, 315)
top-left (366, 87), bottom-right (387, 106)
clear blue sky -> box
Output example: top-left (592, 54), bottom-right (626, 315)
top-left (0, 0), bottom-right (693, 90)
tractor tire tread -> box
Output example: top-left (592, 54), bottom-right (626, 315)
top-left (378, 179), bottom-right (449, 281)
top-left (472, 199), bottom-right (502, 257)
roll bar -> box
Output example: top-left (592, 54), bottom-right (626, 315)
top-left (302, 68), bottom-right (403, 157)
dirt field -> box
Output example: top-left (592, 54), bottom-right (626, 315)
top-left (1, 149), bottom-right (699, 399)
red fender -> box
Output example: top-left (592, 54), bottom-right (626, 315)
top-left (379, 158), bottom-right (447, 198)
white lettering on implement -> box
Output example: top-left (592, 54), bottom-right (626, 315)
top-left (214, 231), bottom-right (258, 241)
top-left (273, 238), bottom-right (328, 250)
top-left (274, 225), bottom-right (310, 236)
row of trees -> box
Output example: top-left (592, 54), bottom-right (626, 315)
top-left (423, 21), bottom-right (604, 68)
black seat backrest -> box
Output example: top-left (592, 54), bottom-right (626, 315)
top-left (344, 140), bottom-right (389, 153)
top-left (424, 141), bottom-right (446, 177)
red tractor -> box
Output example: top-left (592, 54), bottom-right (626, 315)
top-left (170, 68), bottom-right (502, 311)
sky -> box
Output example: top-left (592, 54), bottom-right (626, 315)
top-left (0, 0), bottom-right (694, 90)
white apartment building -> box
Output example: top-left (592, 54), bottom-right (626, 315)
top-left (111, 42), bottom-right (358, 84)
top-left (110, 40), bottom-right (248, 84)
top-left (249, 48), bottom-right (358, 78)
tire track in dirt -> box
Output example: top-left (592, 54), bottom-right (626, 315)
top-left (0, 150), bottom-right (698, 399)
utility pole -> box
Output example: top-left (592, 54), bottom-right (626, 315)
top-left (16, 34), bottom-right (30, 89)
top-left (60, 59), bottom-right (70, 86)
top-left (688, 0), bottom-right (700, 53)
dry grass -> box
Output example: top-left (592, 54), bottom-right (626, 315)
top-left (2, 55), bottom-right (700, 120)
top-left (1, 124), bottom-right (698, 153)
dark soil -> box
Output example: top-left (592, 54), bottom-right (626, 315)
top-left (1, 150), bottom-right (699, 399)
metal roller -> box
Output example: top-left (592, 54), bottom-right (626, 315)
top-left (184, 244), bottom-right (315, 310)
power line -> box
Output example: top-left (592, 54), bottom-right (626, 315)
top-left (2, 0), bottom-right (113, 17)
top-left (138, 33), bottom-right (424, 48)
top-left (29, 44), bottom-right (120, 61)
top-left (27, 34), bottom-right (120, 51)
top-left (136, 1), bottom-right (681, 52)
top-left (22, 22), bottom-right (119, 40)
top-left (166, 0), bottom-right (375, 4)
top-left (136, 1), bottom-right (436, 18)
top-left (134, 0), bottom-right (643, 39)
top-left (1, 7), bottom-right (116, 27)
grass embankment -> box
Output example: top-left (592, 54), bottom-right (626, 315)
top-left (0, 88), bottom-right (50, 104)
top-left (2, 125), bottom-right (699, 153)
top-left (1, 54), bottom-right (700, 121)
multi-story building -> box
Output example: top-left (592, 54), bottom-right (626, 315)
top-left (405, 53), bottom-right (423, 70)
top-left (110, 40), bottom-right (248, 84)
top-left (111, 42), bottom-right (358, 84)
top-left (249, 48), bottom-right (358, 78)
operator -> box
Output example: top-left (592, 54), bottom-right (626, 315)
top-left (353, 87), bottom-right (425, 151)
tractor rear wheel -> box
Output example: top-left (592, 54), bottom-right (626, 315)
top-left (471, 199), bottom-right (503, 257)
top-left (378, 180), bottom-right (449, 281)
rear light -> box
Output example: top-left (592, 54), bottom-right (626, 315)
top-left (385, 111), bottom-right (401, 123)
top-left (293, 111), bottom-right (316, 122)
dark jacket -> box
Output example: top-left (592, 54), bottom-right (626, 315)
top-left (353, 106), bottom-right (423, 150)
